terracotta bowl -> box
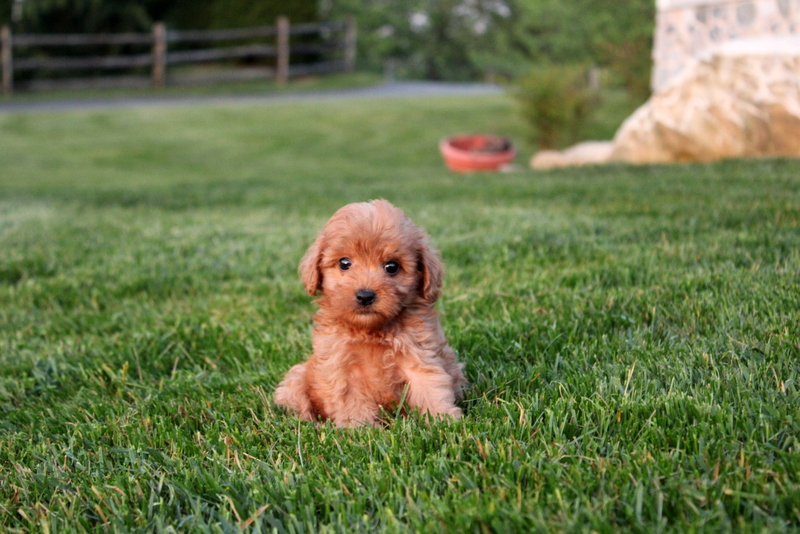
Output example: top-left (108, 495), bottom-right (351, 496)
top-left (439, 134), bottom-right (516, 172)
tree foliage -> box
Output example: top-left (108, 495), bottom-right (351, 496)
top-left (326, 0), bottom-right (655, 97)
top-left (5, 0), bottom-right (159, 32)
top-left (322, 0), bottom-right (518, 81)
top-left (0, 0), bottom-right (11, 25)
top-left (584, 0), bottom-right (655, 101)
top-left (165, 0), bottom-right (316, 31)
top-left (1, 0), bottom-right (317, 32)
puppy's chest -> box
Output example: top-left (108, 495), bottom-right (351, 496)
top-left (341, 340), bottom-right (405, 401)
top-left (343, 339), bottom-right (400, 373)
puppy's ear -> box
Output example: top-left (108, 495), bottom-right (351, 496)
top-left (418, 238), bottom-right (444, 304)
top-left (299, 235), bottom-right (325, 296)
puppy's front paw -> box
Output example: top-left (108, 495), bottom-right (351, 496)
top-left (446, 407), bottom-right (463, 420)
top-left (335, 418), bottom-right (380, 429)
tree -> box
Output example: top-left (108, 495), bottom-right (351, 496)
top-left (326, 0), bottom-right (655, 99)
top-left (0, 0), bottom-right (13, 25)
top-left (323, 0), bottom-right (519, 81)
top-left (12, 0), bottom-right (153, 33)
top-left (165, 0), bottom-right (316, 30)
top-left (4, 0), bottom-right (318, 33)
top-left (585, 0), bottom-right (655, 102)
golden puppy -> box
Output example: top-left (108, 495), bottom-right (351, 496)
top-left (274, 200), bottom-right (466, 427)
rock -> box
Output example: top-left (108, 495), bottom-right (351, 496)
top-left (530, 141), bottom-right (614, 170)
top-left (611, 36), bottom-right (800, 164)
top-left (530, 36), bottom-right (800, 168)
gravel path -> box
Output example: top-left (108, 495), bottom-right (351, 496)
top-left (0, 81), bottom-right (503, 114)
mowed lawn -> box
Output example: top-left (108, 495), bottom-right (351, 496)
top-left (1, 93), bottom-right (799, 533)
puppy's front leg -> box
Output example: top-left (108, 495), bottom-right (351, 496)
top-left (400, 364), bottom-right (462, 420)
top-left (325, 388), bottom-right (382, 428)
top-left (274, 363), bottom-right (316, 421)
top-left (328, 382), bottom-right (383, 428)
top-left (309, 359), bottom-right (382, 428)
top-left (330, 407), bottom-right (381, 428)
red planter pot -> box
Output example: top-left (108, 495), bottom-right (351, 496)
top-left (439, 134), bottom-right (516, 172)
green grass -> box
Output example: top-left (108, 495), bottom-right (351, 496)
top-left (1, 71), bottom-right (383, 104)
top-left (1, 93), bottom-right (799, 533)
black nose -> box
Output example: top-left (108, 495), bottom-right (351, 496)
top-left (356, 289), bottom-right (376, 306)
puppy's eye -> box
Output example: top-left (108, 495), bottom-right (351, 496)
top-left (338, 258), bottom-right (352, 271)
top-left (383, 261), bottom-right (400, 275)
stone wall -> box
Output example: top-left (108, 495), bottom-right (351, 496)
top-left (652, 0), bottom-right (800, 92)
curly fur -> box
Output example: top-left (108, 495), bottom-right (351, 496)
top-left (274, 200), bottom-right (467, 427)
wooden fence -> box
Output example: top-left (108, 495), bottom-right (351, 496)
top-left (1, 17), bottom-right (356, 94)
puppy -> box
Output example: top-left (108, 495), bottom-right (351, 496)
top-left (274, 200), bottom-right (466, 427)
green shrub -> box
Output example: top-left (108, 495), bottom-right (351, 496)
top-left (512, 63), bottom-right (600, 150)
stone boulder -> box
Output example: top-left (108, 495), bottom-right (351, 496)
top-left (530, 36), bottom-right (800, 169)
top-left (530, 141), bottom-right (614, 170)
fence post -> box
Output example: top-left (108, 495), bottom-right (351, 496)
top-left (152, 22), bottom-right (166, 89)
top-left (276, 16), bottom-right (289, 85)
top-left (344, 16), bottom-right (356, 73)
top-left (1, 25), bottom-right (11, 95)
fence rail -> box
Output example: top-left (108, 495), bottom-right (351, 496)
top-left (0, 17), bottom-right (356, 94)
top-left (13, 32), bottom-right (154, 46)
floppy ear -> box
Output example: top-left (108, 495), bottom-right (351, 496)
top-left (418, 238), bottom-right (444, 304)
top-left (299, 235), bottom-right (325, 296)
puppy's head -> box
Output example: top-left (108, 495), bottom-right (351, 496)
top-left (299, 200), bottom-right (443, 328)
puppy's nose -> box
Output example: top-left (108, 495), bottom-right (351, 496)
top-left (356, 289), bottom-right (376, 306)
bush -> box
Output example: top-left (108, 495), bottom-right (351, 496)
top-left (512, 64), bottom-right (601, 150)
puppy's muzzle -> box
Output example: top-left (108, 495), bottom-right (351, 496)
top-left (355, 289), bottom-right (377, 307)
